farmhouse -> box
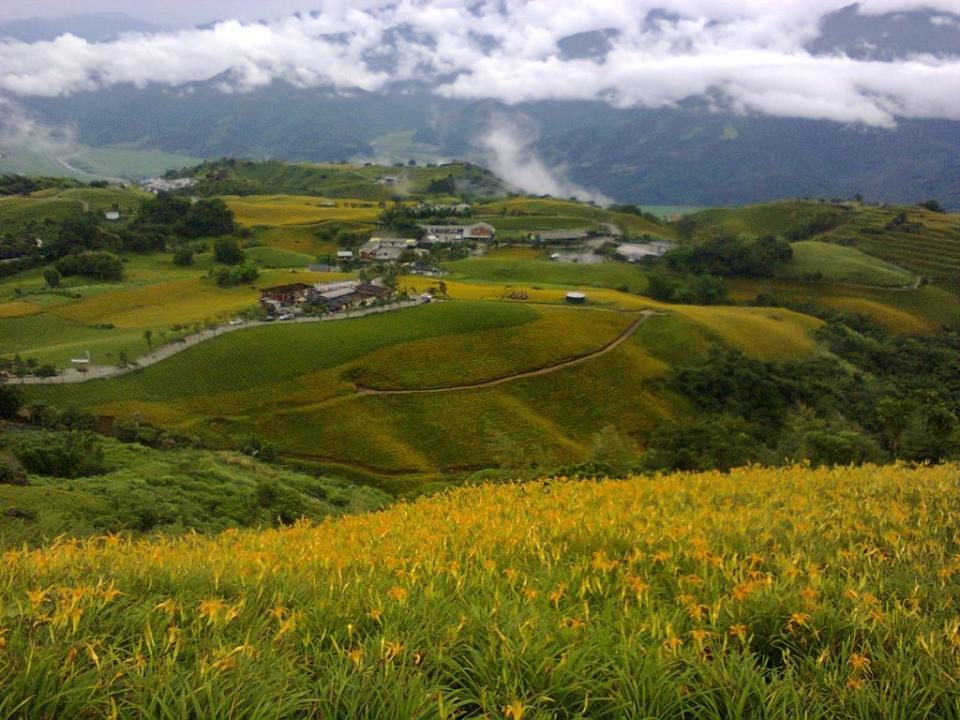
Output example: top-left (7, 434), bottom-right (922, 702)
top-left (259, 283), bottom-right (314, 313)
top-left (419, 222), bottom-right (495, 245)
top-left (359, 236), bottom-right (418, 261)
top-left (259, 280), bottom-right (390, 315)
top-left (313, 282), bottom-right (388, 312)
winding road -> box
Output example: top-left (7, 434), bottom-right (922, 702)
top-left (6, 299), bottom-right (428, 385)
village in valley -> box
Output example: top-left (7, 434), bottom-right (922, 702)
top-left (258, 197), bottom-right (675, 319)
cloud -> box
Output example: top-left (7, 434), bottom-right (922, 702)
top-left (1, 1), bottom-right (960, 128)
top-left (0, 96), bottom-right (77, 153)
top-left (478, 116), bottom-right (612, 204)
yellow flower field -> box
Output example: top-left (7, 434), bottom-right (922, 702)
top-left (223, 195), bottom-right (384, 226)
top-left (2, 464), bottom-right (959, 718)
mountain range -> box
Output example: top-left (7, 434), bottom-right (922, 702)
top-left (4, 5), bottom-right (960, 207)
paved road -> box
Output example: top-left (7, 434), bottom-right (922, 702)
top-left (7, 299), bottom-right (428, 385)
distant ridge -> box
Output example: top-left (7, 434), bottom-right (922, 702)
top-left (0, 13), bottom-right (163, 43)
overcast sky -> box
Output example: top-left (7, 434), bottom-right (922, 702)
top-left (2, 1), bottom-right (960, 128)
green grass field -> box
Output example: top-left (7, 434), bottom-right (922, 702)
top-left (778, 241), bottom-right (915, 287)
top-left (685, 201), bottom-right (849, 240)
top-left (444, 257), bottom-right (650, 293)
top-left (244, 246), bottom-right (315, 269)
top-left (476, 198), bottom-right (676, 240)
top-left (0, 147), bottom-right (201, 181)
top-left (0, 432), bottom-right (389, 548)
top-left (0, 186), bottom-right (148, 230)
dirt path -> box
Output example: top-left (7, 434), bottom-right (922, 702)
top-left (355, 310), bottom-right (661, 397)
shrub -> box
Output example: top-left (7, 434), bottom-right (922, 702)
top-left (214, 237), bottom-right (245, 265)
top-left (56, 251), bottom-right (124, 281)
top-left (13, 432), bottom-right (108, 478)
top-left (0, 385), bottom-right (21, 418)
top-left (213, 262), bottom-right (259, 287)
top-left (238, 434), bottom-right (278, 462)
top-left (172, 245), bottom-right (194, 266)
top-left (0, 451), bottom-right (28, 486)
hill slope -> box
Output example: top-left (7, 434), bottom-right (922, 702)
top-left (2, 464), bottom-right (958, 718)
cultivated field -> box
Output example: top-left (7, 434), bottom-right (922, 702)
top-left (444, 257), bottom-right (650, 293)
top-left (23, 300), bottom-right (822, 480)
top-left (778, 241), bottom-right (915, 287)
top-left (223, 195), bottom-right (382, 227)
top-left (2, 463), bottom-right (958, 718)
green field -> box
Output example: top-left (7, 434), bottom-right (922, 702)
top-left (0, 432), bottom-right (389, 548)
top-left (0, 147), bottom-right (201, 181)
top-left (244, 246), bottom-right (315, 269)
top-left (476, 197), bottom-right (676, 240)
top-left (0, 186), bottom-right (148, 230)
top-left (685, 201), bottom-right (849, 239)
top-left (778, 241), bottom-right (915, 287)
top-left (444, 257), bottom-right (650, 293)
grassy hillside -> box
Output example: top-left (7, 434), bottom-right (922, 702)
top-left (777, 241), bottom-right (914, 287)
top-left (23, 301), bottom-right (822, 482)
top-left (2, 464), bottom-right (958, 718)
top-left (475, 197), bottom-right (676, 240)
top-left (683, 200), bottom-right (960, 283)
top-left (685, 201), bottom-right (848, 240)
top-left (0, 185), bottom-right (148, 230)
top-left (0, 433), bottom-right (390, 548)
top-left (817, 205), bottom-right (960, 281)
top-left (187, 160), bottom-right (505, 200)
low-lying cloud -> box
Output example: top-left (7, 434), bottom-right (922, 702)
top-left (2, 1), bottom-right (960, 128)
top-left (0, 97), bottom-right (77, 154)
top-left (478, 116), bottom-right (611, 204)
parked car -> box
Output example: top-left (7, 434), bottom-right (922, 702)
top-left (278, 313), bottom-right (295, 321)
top-left (228, 318), bottom-right (243, 326)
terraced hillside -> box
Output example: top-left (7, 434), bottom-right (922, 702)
top-left (818, 205), bottom-right (960, 281)
top-left (684, 200), bottom-right (960, 283)
top-left (2, 464), bottom-right (959, 718)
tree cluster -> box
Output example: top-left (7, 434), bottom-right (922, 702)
top-left (663, 234), bottom-right (793, 278)
top-left (55, 251), bottom-right (124, 281)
